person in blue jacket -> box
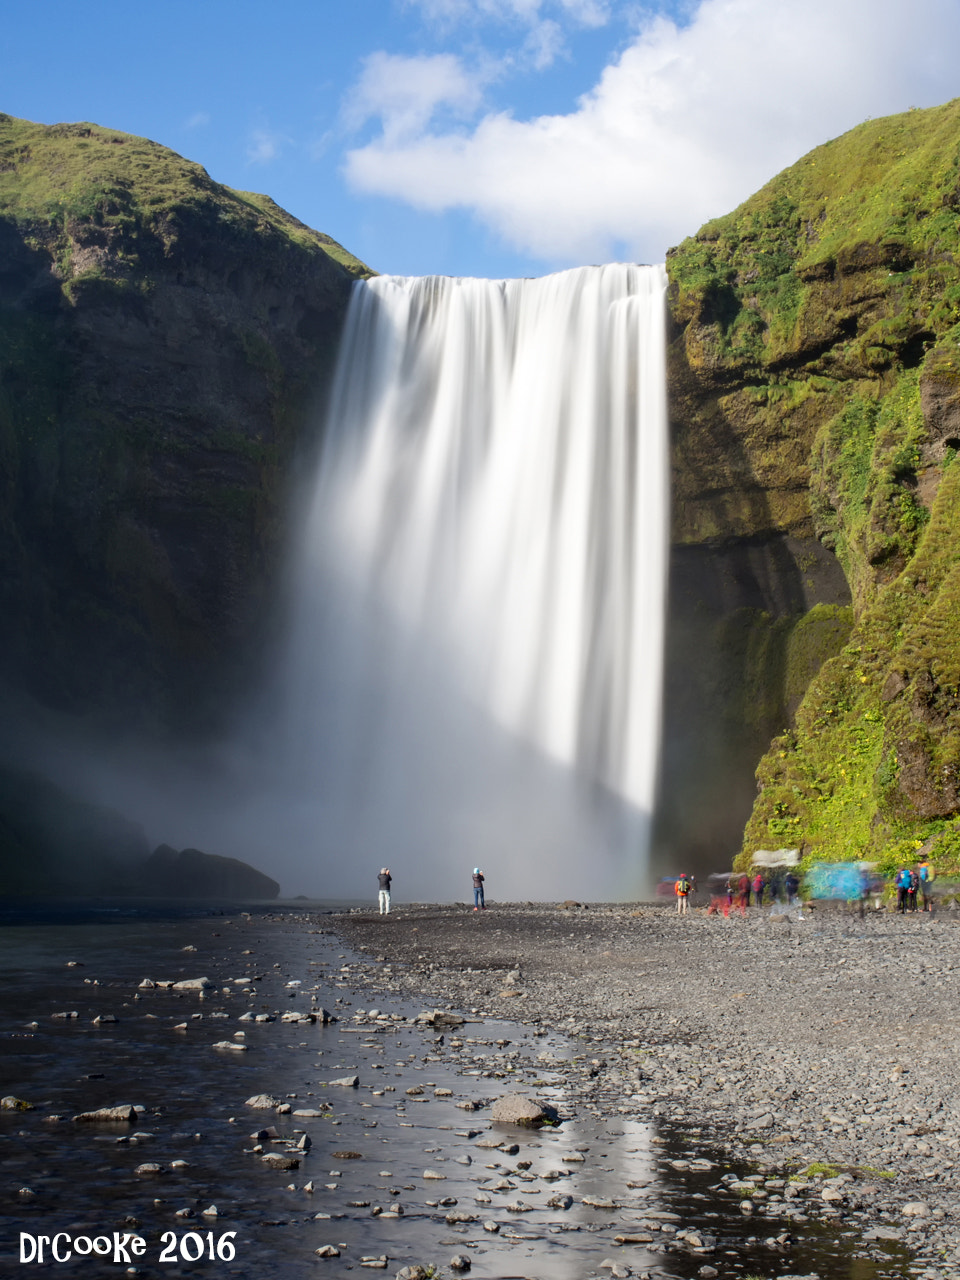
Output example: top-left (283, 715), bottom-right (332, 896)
top-left (895, 867), bottom-right (911, 914)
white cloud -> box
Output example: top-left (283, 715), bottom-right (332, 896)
top-left (409, 0), bottom-right (610, 28)
top-left (344, 51), bottom-right (488, 144)
top-left (344, 0), bottom-right (960, 266)
top-left (521, 18), bottom-right (567, 69)
top-left (246, 127), bottom-right (287, 164)
top-left (185, 111), bottom-right (211, 130)
top-left (406, 0), bottom-right (610, 66)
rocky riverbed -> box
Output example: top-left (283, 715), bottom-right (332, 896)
top-left (1, 902), bottom-right (954, 1280)
top-left (330, 898), bottom-right (960, 1279)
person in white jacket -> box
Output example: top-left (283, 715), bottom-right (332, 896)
top-left (378, 868), bottom-right (392, 914)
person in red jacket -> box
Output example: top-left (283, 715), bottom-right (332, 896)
top-left (737, 873), bottom-right (750, 917)
top-left (751, 870), bottom-right (765, 908)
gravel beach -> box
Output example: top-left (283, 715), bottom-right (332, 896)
top-left (330, 898), bottom-right (960, 1278)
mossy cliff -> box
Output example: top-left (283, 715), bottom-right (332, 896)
top-left (663, 97), bottom-right (960, 875)
top-left (0, 113), bottom-right (369, 732)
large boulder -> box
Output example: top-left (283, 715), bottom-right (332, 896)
top-left (490, 1094), bottom-right (559, 1128)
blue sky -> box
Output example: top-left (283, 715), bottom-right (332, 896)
top-left (4, 0), bottom-right (960, 278)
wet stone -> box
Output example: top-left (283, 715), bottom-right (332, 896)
top-left (74, 1105), bottom-right (137, 1123)
top-left (261, 1153), bottom-right (301, 1170)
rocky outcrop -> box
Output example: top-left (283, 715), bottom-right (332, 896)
top-left (142, 844), bottom-right (279, 899)
top-left (0, 114), bottom-right (369, 734)
top-left (0, 763), bottom-right (282, 898)
top-left (0, 765), bottom-right (149, 895)
top-left (664, 97), bottom-right (960, 876)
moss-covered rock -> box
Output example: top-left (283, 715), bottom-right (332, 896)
top-left (668, 97), bottom-right (960, 548)
top-left (665, 98), bottom-right (960, 876)
top-left (0, 113), bottom-right (370, 731)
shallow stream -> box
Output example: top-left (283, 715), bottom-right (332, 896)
top-left (0, 908), bottom-right (912, 1278)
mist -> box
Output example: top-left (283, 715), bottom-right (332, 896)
top-left (15, 264), bottom-right (669, 903)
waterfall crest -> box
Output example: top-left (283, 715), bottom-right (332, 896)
top-left (277, 263), bottom-right (669, 899)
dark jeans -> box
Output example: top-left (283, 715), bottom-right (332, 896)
top-left (473, 887), bottom-right (485, 908)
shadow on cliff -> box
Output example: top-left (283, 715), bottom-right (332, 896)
top-left (653, 324), bottom-right (851, 880)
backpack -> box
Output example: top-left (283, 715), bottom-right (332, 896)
top-left (676, 876), bottom-right (690, 895)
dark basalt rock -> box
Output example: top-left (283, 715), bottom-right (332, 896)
top-left (0, 765), bottom-right (149, 896)
top-left (142, 844), bottom-right (279, 900)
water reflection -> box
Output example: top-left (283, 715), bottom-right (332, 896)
top-left (0, 912), bottom-right (910, 1279)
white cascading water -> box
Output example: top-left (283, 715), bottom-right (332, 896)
top-left (64, 263), bottom-right (668, 901)
top-left (269, 262), bottom-right (669, 900)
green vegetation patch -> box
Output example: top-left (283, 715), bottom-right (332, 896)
top-left (0, 114), bottom-right (372, 283)
top-left (667, 97), bottom-right (960, 873)
top-left (669, 99), bottom-right (960, 375)
top-left (810, 369), bottom-right (929, 606)
top-left (743, 436), bottom-right (960, 871)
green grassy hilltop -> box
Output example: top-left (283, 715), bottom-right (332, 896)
top-left (665, 98), bottom-right (960, 877)
top-left (0, 114), bottom-right (369, 280)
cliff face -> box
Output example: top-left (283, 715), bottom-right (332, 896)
top-left (663, 98), bottom-right (960, 875)
top-left (9, 104), bottom-right (960, 889)
top-left (0, 114), bottom-right (369, 732)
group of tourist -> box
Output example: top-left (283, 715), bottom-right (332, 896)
top-left (374, 860), bottom-right (940, 916)
top-left (693, 868), bottom-right (802, 917)
top-left (894, 860), bottom-right (935, 913)
top-left (673, 858), bottom-right (938, 916)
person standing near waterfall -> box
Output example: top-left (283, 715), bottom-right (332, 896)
top-left (472, 868), bottom-right (486, 910)
top-left (675, 873), bottom-right (691, 915)
top-left (378, 868), bottom-right (392, 915)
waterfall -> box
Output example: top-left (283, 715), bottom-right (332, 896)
top-left (273, 262), bottom-right (669, 900)
top-left (60, 263), bottom-right (668, 902)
